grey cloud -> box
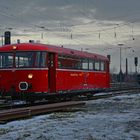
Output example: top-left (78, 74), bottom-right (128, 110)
top-left (1, 0), bottom-right (140, 30)
top-left (91, 0), bottom-right (140, 22)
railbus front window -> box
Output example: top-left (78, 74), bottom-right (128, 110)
top-left (0, 52), bottom-right (14, 68)
top-left (15, 51), bottom-right (47, 68)
top-left (15, 52), bottom-right (35, 68)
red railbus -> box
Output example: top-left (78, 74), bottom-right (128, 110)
top-left (0, 43), bottom-right (110, 100)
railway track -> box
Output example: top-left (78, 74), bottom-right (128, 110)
top-left (0, 86), bottom-right (140, 123)
top-left (0, 85), bottom-right (140, 110)
top-left (86, 88), bottom-right (140, 101)
top-left (0, 101), bottom-right (85, 123)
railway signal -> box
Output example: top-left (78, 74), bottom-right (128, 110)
top-left (134, 57), bottom-right (138, 74)
top-left (4, 31), bottom-right (11, 45)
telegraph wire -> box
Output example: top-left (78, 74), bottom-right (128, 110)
top-left (0, 0), bottom-right (140, 48)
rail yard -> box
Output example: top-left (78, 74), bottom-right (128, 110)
top-left (0, 0), bottom-right (140, 139)
top-left (0, 87), bottom-right (139, 140)
top-left (0, 41), bottom-right (139, 140)
top-left (0, 83), bottom-right (140, 122)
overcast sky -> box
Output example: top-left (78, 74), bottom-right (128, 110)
top-left (0, 0), bottom-right (140, 73)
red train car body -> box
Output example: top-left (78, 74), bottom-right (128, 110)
top-left (0, 43), bottom-right (110, 100)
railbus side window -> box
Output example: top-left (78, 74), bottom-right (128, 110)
top-left (40, 52), bottom-right (47, 67)
top-left (82, 59), bottom-right (88, 70)
top-left (101, 61), bottom-right (105, 71)
top-left (89, 59), bottom-right (94, 70)
top-left (58, 55), bottom-right (81, 69)
top-left (94, 60), bottom-right (100, 71)
top-left (35, 52), bottom-right (47, 68)
top-left (35, 52), bottom-right (40, 67)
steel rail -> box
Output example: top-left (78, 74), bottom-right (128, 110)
top-left (0, 86), bottom-right (140, 110)
top-left (0, 88), bottom-right (140, 123)
top-left (0, 101), bottom-right (85, 123)
top-left (86, 89), bottom-right (140, 101)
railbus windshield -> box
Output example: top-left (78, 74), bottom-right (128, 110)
top-left (0, 51), bottom-right (47, 69)
top-left (0, 52), bottom-right (13, 68)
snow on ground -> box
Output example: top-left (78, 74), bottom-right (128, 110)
top-left (0, 93), bottom-right (140, 140)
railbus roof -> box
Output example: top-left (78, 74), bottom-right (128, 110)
top-left (0, 43), bottom-right (109, 61)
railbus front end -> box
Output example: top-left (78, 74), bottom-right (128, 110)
top-left (0, 45), bottom-right (49, 100)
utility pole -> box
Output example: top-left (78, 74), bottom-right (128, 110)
top-left (118, 43), bottom-right (124, 88)
top-left (126, 58), bottom-right (128, 76)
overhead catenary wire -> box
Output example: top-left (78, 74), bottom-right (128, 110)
top-left (0, 0), bottom-right (140, 48)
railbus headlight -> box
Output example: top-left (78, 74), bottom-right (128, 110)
top-left (28, 73), bottom-right (33, 79)
top-left (12, 46), bottom-right (17, 50)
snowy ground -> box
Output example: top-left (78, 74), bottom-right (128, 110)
top-left (0, 93), bottom-right (140, 140)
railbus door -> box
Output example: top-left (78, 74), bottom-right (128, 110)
top-left (48, 53), bottom-right (57, 93)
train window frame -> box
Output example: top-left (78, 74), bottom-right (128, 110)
top-left (15, 51), bottom-right (35, 68)
top-left (58, 54), bottom-right (107, 72)
top-left (0, 52), bottom-right (14, 69)
top-left (58, 54), bottom-right (81, 70)
top-left (89, 59), bottom-right (94, 70)
top-left (82, 59), bottom-right (89, 70)
top-left (94, 60), bottom-right (100, 71)
top-left (35, 51), bottom-right (47, 68)
top-left (100, 61), bottom-right (105, 71)
top-left (15, 51), bottom-right (48, 68)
